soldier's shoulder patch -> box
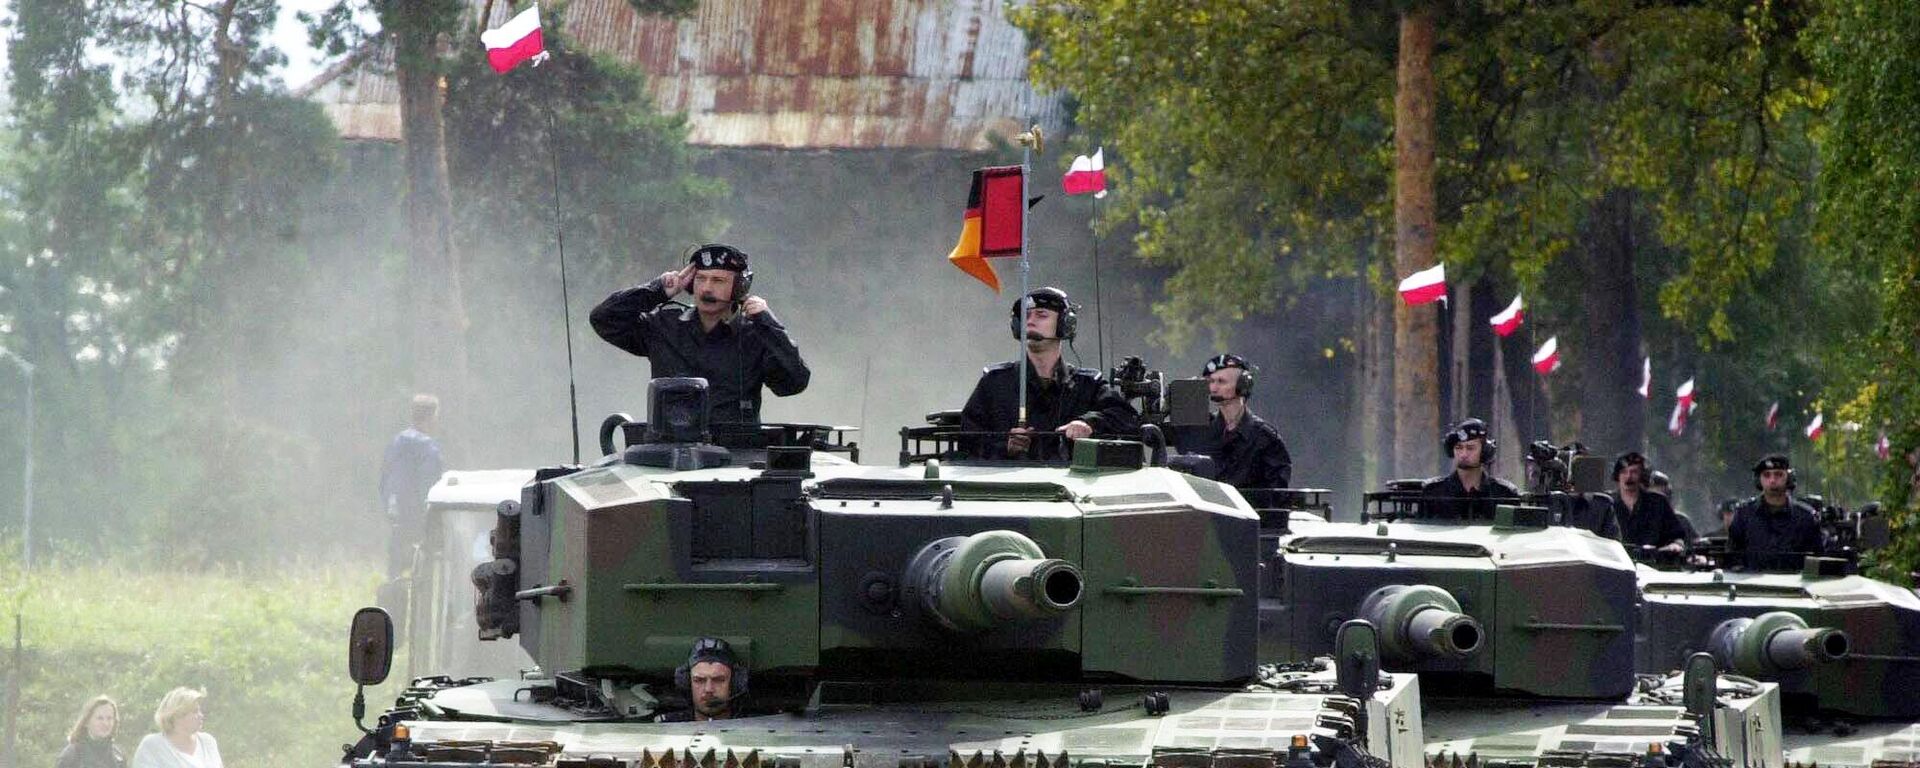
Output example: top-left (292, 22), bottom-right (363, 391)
top-left (1068, 366), bottom-right (1105, 380)
top-left (983, 361), bottom-right (1017, 374)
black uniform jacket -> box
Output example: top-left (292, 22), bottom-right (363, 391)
top-left (590, 278), bottom-right (811, 424)
top-left (959, 360), bottom-right (1139, 459)
top-left (1177, 409), bottom-right (1293, 490)
top-left (1608, 490), bottom-right (1691, 550)
top-left (1727, 495), bottom-right (1824, 571)
top-left (1419, 471), bottom-right (1520, 521)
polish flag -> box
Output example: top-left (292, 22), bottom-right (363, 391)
top-left (1636, 357), bottom-right (1651, 399)
top-left (1669, 378), bottom-right (1695, 436)
top-left (1805, 413), bottom-right (1824, 442)
top-left (1877, 432), bottom-right (1891, 461)
top-left (482, 5), bottom-right (546, 74)
top-left (1489, 294), bottom-right (1524, 336)
top-left (1531, 336), bottom-right (1561, 374)
top-left (1398, 263), bottom-right (1447, 305)
top-left (1765, 402), bottom-right (1779, 431)
top-left (1062, 148), bottom-right (1107, 196)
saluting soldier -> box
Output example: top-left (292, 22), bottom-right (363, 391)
top-left (590, 244), bottom-right (811, 425)
top-left (960, 287), bottom-right (1138, 459)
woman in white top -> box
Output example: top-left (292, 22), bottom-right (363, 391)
top-left (131, 687), bottom-right (222, 768)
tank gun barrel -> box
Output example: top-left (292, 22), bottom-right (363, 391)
top-left (1359, 584), bottom-right (1483, 662)
top-left (905, 530), bottom-right (1083, 633)
top-left (1710, 611), bottom-right (1850, 677)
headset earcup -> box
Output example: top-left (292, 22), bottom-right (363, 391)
top-left (674, 664), bottom-right (691, 692)
top-left (1236, 370), bottom-right (1253, 397)
top-left (735, 270), bottom-right (754, 302)
top-left (731, 664), bottom-right (749, 697)
top-left (1060, 306), bottom-right (1077, 340)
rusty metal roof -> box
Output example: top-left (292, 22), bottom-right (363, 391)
top-left (298, 0), bottom-right (1062, 150)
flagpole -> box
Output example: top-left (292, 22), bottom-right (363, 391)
top-left (1016, 126), bottom-right (1039, 430)
top-left (1091, 191), bottom-right (1105, 373)
top-left (541, 65), bottom-right (583, 465)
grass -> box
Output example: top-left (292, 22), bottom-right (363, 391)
top-left (0, 556), bottom-right (411, 768)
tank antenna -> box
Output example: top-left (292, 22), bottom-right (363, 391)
top-left (543, 74), bottom-right (582, 464)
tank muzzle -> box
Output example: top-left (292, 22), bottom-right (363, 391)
top-left (1711, 611), bottom-right (1851, 677)
top-left (1359, 584), bottom-right (1484, 662)
top-left (905, 530), bottom-right (1083, 632)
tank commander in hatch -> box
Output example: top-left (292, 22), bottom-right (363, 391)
top-left (1419, 418), bottom-right (1520, 521)
top-left (1727, 454), bottom-right (1824, 571)
top-left (1605, 452), bottom-right (1689, 557)
top-left (959, 287), bottom-right (1138, 460)
top-left (657, 637), bottom-right (748, 722)
top-left (1173, 353), bottom-right (1292, 490)
top-left (590, 244), bottom-right (810, 425)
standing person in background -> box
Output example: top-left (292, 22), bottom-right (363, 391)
top-left (132, 688), bottom-right (222, 768)
top-left (57, 695), bottom-right (125, 768)
top-left (380, 394), bottom-right (446, 578)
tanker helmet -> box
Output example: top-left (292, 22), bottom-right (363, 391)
top-left (1009, 287), bottom-right (1078, 341)
top-left (685, 243), bottom-right (754, 302)
top-left (1443, 418), bottom-right (1497, 463)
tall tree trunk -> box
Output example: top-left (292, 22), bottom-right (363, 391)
top-left (391, 7), bottom-right (471, 426)
top-left (1575, 188), bottom-right (1644, 454)
top-left (1393, 5), bottom-right (1441, 479)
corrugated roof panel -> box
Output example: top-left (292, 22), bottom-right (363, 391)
top-left (301, 0), bottom-right (1061, 150)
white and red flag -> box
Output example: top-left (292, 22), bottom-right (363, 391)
top-left (1877, 432), bottom-right (1892, 461)
top-left (1765, 402), bottom-right (1780, 431)
top-left (1489, 294), bottom-right (1524, 336)
top-left (482, 4), bottom-right (546, 74)
top-left (1062, 148), bottom-right (1107, 196)
top-left (1397, 263), bottom-right (1447, 306)
top-left (1636, 357), bottom-right (1651, 399)
top-left (1668, 378), bottom-right (1696, 436)
top-left (1805, 413), bottom-right (1824, 442)
top-left (1531, 336), bottom-right (1561, 374)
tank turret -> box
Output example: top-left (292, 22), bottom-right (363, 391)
top-left (1636, 563), bottom-right (1920, 718)
top-left (1265, 500), bottom-right (1640, 699)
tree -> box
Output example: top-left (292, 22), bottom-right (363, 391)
top-left (1394, 3), bottom-right (1440, 478)
top-left (1807, 0), bottom-right (1920, 582)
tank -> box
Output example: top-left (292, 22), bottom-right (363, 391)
top-left (1250, 474), bottom-right (1920, 768)
top-left (341, 378), bottom-right (1430, 768)
top-left (1635, 561), bottom-right (1920, 719)
top-left (338, 378), bottom-right (1829, 768)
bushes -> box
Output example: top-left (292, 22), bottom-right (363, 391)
top-left (0, 558), bottom-right (407, 768)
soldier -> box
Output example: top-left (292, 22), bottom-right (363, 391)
top-left (659, 637), bottom-right (748, 722)
top-left (1727, 454), bottom-right (1824, 571)
top-left (1605, 452), bottom-right (1688, 556)
top-left (1419, 418), bottom-right (1520, 520)
top-left (1175, 354), bottom-right (1292, 490)
top-left (589, 244), bottom-right (810, 425)
top-left (959, 287), bottom-right (1138, 459)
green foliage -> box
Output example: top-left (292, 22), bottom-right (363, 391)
top-left (443, 38), bottom-right (727, 292)
top-left (1806, 0), bottom-right (1920, 583)
top-left (0, 557), bottom-right (410, 767)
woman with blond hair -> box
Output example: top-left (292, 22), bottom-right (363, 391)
top-left (130, 688), bottom-right (222, 768)
top-left (56, 695), bottom-right (125, 768)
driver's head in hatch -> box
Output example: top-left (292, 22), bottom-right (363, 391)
top-left (676, 637), bottom-right (747, 721)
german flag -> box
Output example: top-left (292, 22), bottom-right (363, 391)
top-left (947, 165), bottom-right (1026, 292)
